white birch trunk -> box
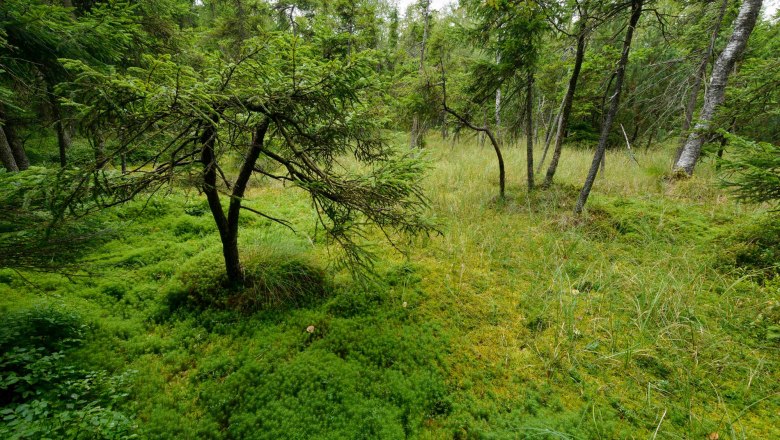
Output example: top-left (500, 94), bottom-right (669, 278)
top-left (674, 0), bottom-right (763, 175)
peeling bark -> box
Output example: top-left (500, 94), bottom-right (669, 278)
top-left (676, 0), bottom-right (729, 161)
top-left (674, 0), bottom-right (763, 176)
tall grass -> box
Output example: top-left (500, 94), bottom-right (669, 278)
top-left (408, 135), bottom-right (778, 438)
top-left (1, 134), bottom-right (777, 439)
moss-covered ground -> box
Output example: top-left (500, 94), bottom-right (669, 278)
top-left (2, 138), bottom-right (778, 439)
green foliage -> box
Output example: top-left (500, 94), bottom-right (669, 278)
top-left (2, 140), bottom-right (780, 438)
top-left (0, 305), bottom-right (136, 439)
top-left (720, 19), bottom-right (780, 143)
top-left (719, 133), bottom-right (780, 208)
top-left (0, 167), bottom-right (113, 271)
top-left (167, 246), bottom-right (329, 313)
top-left (197, 335), bottom-right (447, 439)
top-left (1, 0), bottom-right (780, 438)
top-left (59, 31), bottom-right (434, 277)
top-left (716, 216), bottom-right (780, 281)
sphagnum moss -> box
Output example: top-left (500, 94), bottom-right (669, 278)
top-left (2, 137), bottom-right (778, 439)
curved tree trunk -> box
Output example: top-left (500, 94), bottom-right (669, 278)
top-left (202, 118), bottom-right (272, 287)
top-left (674, 0), bottom-right (763, 176)
top-left (0, 126), bottom-right (19, 172)
top-left (6, 124), bottom-right (29, 170)
top-left (441, 69), bottom-right (505, 198)
top-left (574, 0), bottom-right (643, 214)
top-left (544, 23), bottom-right (587, 187)
top-left (0, 107), bottom-right (29, 170)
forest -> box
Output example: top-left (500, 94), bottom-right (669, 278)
top-left (1, 0), bottom-right (779, 438)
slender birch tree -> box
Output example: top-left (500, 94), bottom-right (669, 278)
top-left (674, 0), bottom-right (763, 176)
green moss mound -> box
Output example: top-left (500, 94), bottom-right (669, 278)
top-left (716, 216), bottom-right (780, 281)
top-left (167, 247), bottom-right (329, 314)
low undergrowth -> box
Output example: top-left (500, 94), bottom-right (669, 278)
top-left (1, 139), bottom-right (778, 439)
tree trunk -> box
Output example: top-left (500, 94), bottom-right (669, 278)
top-left (441, 110), bottom-right (448, 139)
top-left (495, 52), bottom-right (502, 144)
top-left (6, 126), bottom-right (29, 170)
top-left (49, 89), bottom-right (71, 167)
top-left (534, 94), bottom-right (545, 143)
top-left (0, 126), bottom-right (19, 172)
top-left (674, 0), bottom-right (763, 176)
top-left (526, 73), bottom-right (534, 190)
top-left (94, 133), bottom-right (107, 169)
top-left (645, 128), bottom-right (654, 150)
top-left (202, 118), bottom-right (271, 287)
top-left (537, 94), bottom-right (564, 173)
top-left (480, 108), bottom-right (487, 148)
top-left (200, 123), bottom-right (240, 284)
top-left (409, 115), bottom-right (419, 148)
top-left (419, 1), bottom-right (430, 72)
top-left (441, 71), bottom-right (504, 198)
top-left (410, 1), bottom-right (431, 149)
top-left (0, 107), bottom-right (29, 170)
top-left (600, 150), bottom-right (605, 176)
top-left (574, 0), bottom-right (643, 215)
top-left (544, 22), bottom-right (587, 186)
top-left (677, 0), bottom-right (729, 161)
top-left (495, 87), bottom-right (501, 144)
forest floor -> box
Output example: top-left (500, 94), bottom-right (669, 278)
top-left (2, 137), bottom-right (779, 439)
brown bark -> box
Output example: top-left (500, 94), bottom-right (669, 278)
top-left (2, 120), bottom-right (29, 170)
top-left (202, 118), bottom-right (271, 286)
top-left (537, 95), bottom-right (563, 173)
top-left (544, 22), bottom-right (587, 186)
top-left (441, 71), bottom-right (504, 198)
top-left (575, 0), bottom-right (643, 214)
top-left (674, 0), bottom-right (763, 175)
top-left (0, 126), bottom-right (19, 172)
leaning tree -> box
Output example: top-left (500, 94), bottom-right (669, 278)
top-left (61, 35), bottom-right (433, 286)
top-left (574, 0), bottom-right (644, 214)
top-left (674, 0), bottom-right (764, 176)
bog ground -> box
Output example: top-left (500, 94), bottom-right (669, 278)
top-left (2, 139), bottom-right (778, 439)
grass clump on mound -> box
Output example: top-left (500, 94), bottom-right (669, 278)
top-left (716, 216), bottom-right (780, 282)
top-left (167, 246), bottom-right (329, 314)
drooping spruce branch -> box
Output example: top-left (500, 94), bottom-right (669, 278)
top-left (55, 35), bottom-right (435, 284)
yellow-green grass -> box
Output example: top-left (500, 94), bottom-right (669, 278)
top-left (1, 135), bottom-right (777, 439)
top-left (410, 136), bottom-right (778, 438)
